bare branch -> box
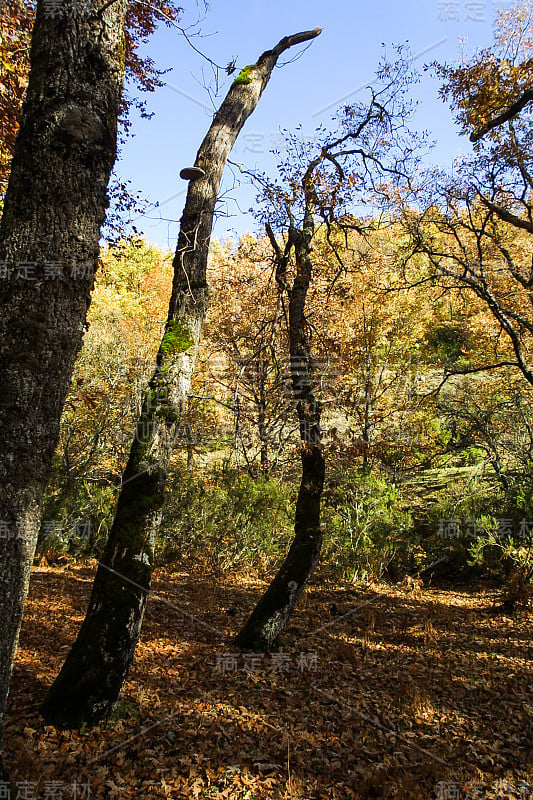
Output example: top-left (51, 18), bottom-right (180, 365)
top-left (422, 361), bottom-right (521, 398)
top-left (268, 28), bottom-right (322, 59)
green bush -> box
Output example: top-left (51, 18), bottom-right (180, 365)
top-left (157, 467), bottom-right (294, 573)
top-left (321, 472), bottom-right (413, 581)
top-left (38, 472), bottom-right (115, 558)
top-left (157, 466), bottom-right (418, 583)
top-left (420, 468), bottom-right (533, 583)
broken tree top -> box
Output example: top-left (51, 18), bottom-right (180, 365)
top-left (180, 167), bottom-right (206, 181)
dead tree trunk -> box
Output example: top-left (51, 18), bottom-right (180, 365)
top-left (0, 0), bottom-right (127, 777)
top-left (40, 27), bottom-right (321, 729)
top-left (235, 198), bottom-right (325, 651)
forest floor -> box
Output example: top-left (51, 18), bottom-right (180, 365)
top-left (4, 560), bottom-right (533, 799)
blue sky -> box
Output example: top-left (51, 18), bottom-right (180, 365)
top-left (118, 0), bottom-right (512, 249)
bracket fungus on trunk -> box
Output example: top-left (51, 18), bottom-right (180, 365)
top-left (179, 166), bottom-right (206, 181)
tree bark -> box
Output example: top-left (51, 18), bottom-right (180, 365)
top-left (40, 27), bottom-right (321, 729)
top-left (259, 401), bottom-right (269, 476)
top-left (0, 0), bottom-right (127, 775)
top-left (235, 203), bottom-right (325, 651)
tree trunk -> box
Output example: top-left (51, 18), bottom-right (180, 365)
top-left (0, 0), bottom-right (127, 774)
top-left (362, 363), bottom-right (371, 474)
top-left (258, 399), bottom-right (269, 476)
top-left (234, 444), bottom-right (324, 651)
top-left (236, 210), bottom-right (326, 651)
top-left (40, 27), bottom-right (321, 729)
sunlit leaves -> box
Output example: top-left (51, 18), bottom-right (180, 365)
top-left (436, 0), bottom-right (533, 142)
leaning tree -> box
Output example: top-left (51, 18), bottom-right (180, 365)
top-left (40, 28), bottom-right (323, 729)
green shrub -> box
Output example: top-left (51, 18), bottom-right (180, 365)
top-left (157, 468), bottom-right (294, 573)
top-left (38, 473), bottom-right (115, 558)
top-left (421, 467), bottom-right (533, 584)
top-left (158, 466), bottom-right (417, 583)
top-left (321, 472), bottom-right (413, 581)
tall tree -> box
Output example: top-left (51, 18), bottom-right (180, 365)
top-left (235, 54), bottom-right (420, 650)
top-left (40, 27), bottom-right (322, 729)
top-left (0, 0), bottom-right (128, 779)
top-left (234, 172), bottom-right (326, 651)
